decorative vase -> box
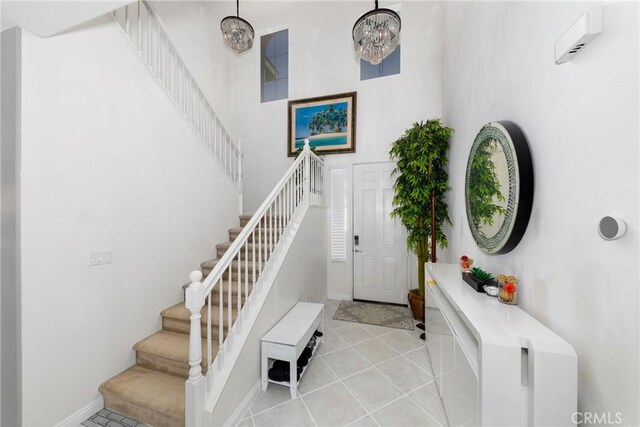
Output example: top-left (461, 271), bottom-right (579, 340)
top-left (498, 283), bottom-right (518, 305)
top-left (407, 289), bottom-right (425, 321)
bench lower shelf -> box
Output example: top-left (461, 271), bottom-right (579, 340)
top-left (260, 302), bottom-right (325, 398)
top-left (266, 336), bottom-right (323, 390)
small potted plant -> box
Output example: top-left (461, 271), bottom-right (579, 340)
top-left (462, 267), bottom-right (497, 292)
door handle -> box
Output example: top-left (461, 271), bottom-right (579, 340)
top-left (354, 235), bottom-right (360, 246)
top-left (354, 249), bottom-right (362, 253)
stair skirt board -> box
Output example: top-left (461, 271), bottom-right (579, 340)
top-left (54, 397), bottom-right (104, 427)
top-left (97, 210), bottom-right (302, 426)
top-left (222, 380), bottom-right (261, 427)
top-left (205, 205), bottom-right (311, 417)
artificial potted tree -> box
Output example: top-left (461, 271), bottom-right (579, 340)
top-left (389, 119), bottom-right (453, 321)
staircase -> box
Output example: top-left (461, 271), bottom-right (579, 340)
top-left (98, 214), bottom-right (268, 427)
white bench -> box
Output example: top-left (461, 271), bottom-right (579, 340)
top-left (261, 302), bottom-right (325, 398)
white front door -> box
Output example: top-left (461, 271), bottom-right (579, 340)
top-left (353, 162), bottom-right (408, 304)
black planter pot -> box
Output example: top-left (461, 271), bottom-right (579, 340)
top-left (461, 272), bottom-right (497, 293)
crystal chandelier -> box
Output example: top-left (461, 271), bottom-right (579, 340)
top-left (352, 0), bottom-right (401, 65)
top-left (220, 0), bottom-right (254, 54)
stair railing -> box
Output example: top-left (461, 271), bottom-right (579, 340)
top-left (111, 0), bottom-right (242, 191)
top-left (185, 141), bottom-right (324, 425)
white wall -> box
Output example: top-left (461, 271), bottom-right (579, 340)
top-left (225, 1), bottom-right (444, 299)
top-left (150, 0), bottom-right (234, 129)
top-left (19, 16), bottom-right (240, 425)
top-left (440, 2), bottom-right (639, 424)
top-left (211, 205), bottom-right (327, 425)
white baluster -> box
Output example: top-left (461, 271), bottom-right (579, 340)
top-left (218, 278), bottom-right (223, 347)
top-left (258, 223), bottom-right (262, 276)
top-left (303, 140), bottom-right (311, 204)
top-left (237, 140), bottom-right (243, 185)
top-left (252, 233), bottom-right (256, 289)
top-left (206, 290), bottom-right (211, 374)
top-left (227, 265), bottom-right (232, 337)
top-left (237, 252), bottom-right (241, 312)
top-left (185, 270), bottom-right (205, 427)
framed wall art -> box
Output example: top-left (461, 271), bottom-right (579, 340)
top-left (287, 92), bottom-right (357, 156)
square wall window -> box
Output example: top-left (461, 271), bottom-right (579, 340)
top-left (360, 45), bottom-right (401, 81)
top-left (261, 29), bottom-right (288, 103)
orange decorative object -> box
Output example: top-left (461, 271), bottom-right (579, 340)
top-left (498, 274), bottom-right (518, 305)
top-left (460, 255), bottom-right (474, 272)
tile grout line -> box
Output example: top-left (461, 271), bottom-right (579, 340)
top-left (316, 350), bottom-right (371, 423)
top-left (404, 388), bottom-right (444, 426)
top-left (322, 321), bottom-right (440, 426)
top-left (298, 395), bottom-right (319, 427)
top-left (250, 331), bottom-right (424, 418)
top-left (250, 300), bottom-right (446, 426)
top-left (316, 324), bottom-right (397, 358)
top-left (369, 362), bottom-right (444, 427)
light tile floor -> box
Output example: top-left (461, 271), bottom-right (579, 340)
top-left (241, 299), bottom-right (448, 427)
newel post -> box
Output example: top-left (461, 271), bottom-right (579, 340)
top-left (185, 271), bottom-right (205, 427)
top-left (303, 139), bottom-right (311, 203)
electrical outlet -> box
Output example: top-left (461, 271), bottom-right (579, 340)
top-left (89, 250), bottom-right (112, 266)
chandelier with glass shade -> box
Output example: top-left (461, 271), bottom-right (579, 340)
top-left (352, 0), bottom-right (401, 65)
top-left (220, 0), bottom-right (255, 54)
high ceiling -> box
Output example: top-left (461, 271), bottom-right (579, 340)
top-left (1, 1), bottom-right (133, 36)
top-left (0, 0), bottom-right (381, 37)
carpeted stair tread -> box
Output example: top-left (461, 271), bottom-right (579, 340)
top-left (201, 258), bottom-right (257, 270)
top-left (200, 258), bottom-right (261, 281)
top-left (216, 241), bottom-right (259, 250)
top-left (180, 282), bottom-right (252, 307)
top-left (134, 330), bottom-right (215, 366)
top-left (215, 242), bottom-right (264, 260)
top-left (239, 214), bottom-right (286, 227)
top-left (228, 226), bottom-right (284, 241)
top-left (99, 365), bottom-right (184, 426)
top-left (181, 280), bottom-right (251, 296)
top-left (161, 302), bottom-right (239, 338)
top-left (161, 302), bottom-right (238, 325)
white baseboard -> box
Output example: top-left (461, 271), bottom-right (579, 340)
top-left (223, 380), bottom-right (261, 427)
top-left (327, 293), bottom-right (351, 301)
top-left (56, 396), bottom-right (103, 427)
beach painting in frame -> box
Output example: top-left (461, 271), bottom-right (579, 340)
top-left (288, 92), bottom-right (357, 156)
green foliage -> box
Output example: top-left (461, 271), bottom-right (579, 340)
top-left (470, 267), bottom-right (494, 283)
top-left (389, 119), bottom-right (453, 296)
top-left (468, 139), bottom-right (506, 236)
top-left (308, 105), bottom-right (348, 135)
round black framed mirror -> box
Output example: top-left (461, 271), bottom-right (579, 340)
top-left (464, 121), bottom-right (534, 254)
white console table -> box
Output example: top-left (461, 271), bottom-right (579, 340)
top-left (261, 302), bottom-right (324, 398)
top-left (424, 263), bottom-right (577, 426)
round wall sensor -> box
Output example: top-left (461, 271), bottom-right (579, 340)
top-left (598, 216), bottom-right (626, 240)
